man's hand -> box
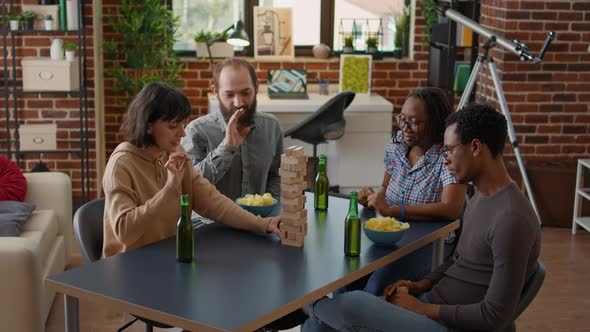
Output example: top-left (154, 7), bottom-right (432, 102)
top-left (265, 216), bottom-right (282, 238)
top-left (164, 152), bottom-right (191, 192)
top-left (225, 108), bottom-right (251, 147)
top-left (383, 278), bottom-right (433, 299)
top-left (358, 187), bottom-right (375, 208)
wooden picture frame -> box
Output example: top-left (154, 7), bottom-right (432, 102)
top-left (253, 7), bottom-right (294, 61)
top-left (339, 54), bottom-right (372, 95)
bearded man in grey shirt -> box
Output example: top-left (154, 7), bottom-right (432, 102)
top-left (181, 58), bottom-right (283, 200)
top-left (301, 103), bottom-right (541, 332)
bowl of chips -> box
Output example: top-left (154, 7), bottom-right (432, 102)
top-left (363, 216), bottom-right (410, 246)
top-left (235, 193), bottom-right (277, 217)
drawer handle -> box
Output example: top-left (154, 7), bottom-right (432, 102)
top-left (33, 136), bottom-right (45, 144)
top-left (38, 72), bottom-right (54, 81)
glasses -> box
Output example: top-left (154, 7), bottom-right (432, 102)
top-left (395, 115), bottom-right (424, 130)
top-left (442, 142), bottom-right (464, 159)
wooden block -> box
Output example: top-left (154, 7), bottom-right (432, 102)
top-left (281, 196), bottom-right (306, 211)
top-left (281, 154), bottom-right (306, 168)
top-left (291, 146), bottom-right (304, 156)
top-left (282, 208), bottom-right (307, 220)
top-left (281, 190), bottom-right (303, 199)
top-left (280, 222), bottom-right (308, 235)
top-left (285, 146), bottom-right (297, 156)
top-left (281, 182), bottom-right (305, 191)
top-left (282, 215), bottom-right (307, 226)
top-left (279, 168), bottom-right (305, 178)
top-left (280, 175), bottom-right (304, 185)
top-left (281, 238), bottom-right (304, 247)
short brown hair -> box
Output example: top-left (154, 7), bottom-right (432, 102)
top-left (121, 82), bottom-right (191, 148)
top-left (212, 57), bottom-right (258, 90)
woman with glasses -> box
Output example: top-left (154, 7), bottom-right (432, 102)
top-left (351, 87), bottom-right (467, 296)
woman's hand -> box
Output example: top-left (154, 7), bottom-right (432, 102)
top-left (265, 216), bottom-right (282, 238)
top-left (383, 279), bottom-right (433, 301)
top-left (367, 190), bottom-right (392, 216)
top-left (164, 152), bottom-right (191, 192)
top-left (358, 187), bottom-right (375, 208)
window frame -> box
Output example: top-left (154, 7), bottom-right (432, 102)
top-left (173, 0), bottom-right (397, 58)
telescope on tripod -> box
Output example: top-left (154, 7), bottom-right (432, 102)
top-left (433, 1), bottom-right (555, 225)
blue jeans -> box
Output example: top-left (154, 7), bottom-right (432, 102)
top-left (302, 291), bottom-right (456, 332)
top-left (335, 243), bottom-right (455, 297)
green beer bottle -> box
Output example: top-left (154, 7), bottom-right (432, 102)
top-left (344, 191), bottom-right (361, 256)
top-left (314, 154), bottom-right (329, 211)
top-left (176, 194), bottom-right (194, 263)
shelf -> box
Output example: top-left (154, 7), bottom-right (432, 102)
top-left (574, 217), bottom-right (590, 233)
top-left (8, 29), bottom-right (81, 34)
top-left (16, 149), bottom-right (84, 155)
top-left (16, 90), bottom-right (81, 95)
top-left (577, 188), bottom-right (590, 201)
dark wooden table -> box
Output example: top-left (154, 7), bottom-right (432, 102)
top-left (46, 193), bottom-right (459, 332)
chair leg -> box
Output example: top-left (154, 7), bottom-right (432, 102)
top-left (117, 317), bottom-right (139, 332)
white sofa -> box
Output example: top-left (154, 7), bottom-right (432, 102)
top-left (0, 172), bottom-right (72, 332)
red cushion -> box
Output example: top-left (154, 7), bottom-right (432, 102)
top-left (0, 156), bottom-right (27, 202)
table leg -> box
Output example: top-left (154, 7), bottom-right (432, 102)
top-left (64, 295), bottom-right (79, 332)
top-left (431, 238), bottom-right (444, 271)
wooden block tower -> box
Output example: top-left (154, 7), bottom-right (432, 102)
top-left (279, 146), bottom-right (308, 247)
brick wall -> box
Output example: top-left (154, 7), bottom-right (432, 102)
top-left (3, 0), bottom-right (589, 204)
top-left (1, 0), bottom-right (96, 205)
top-left (478, 0), bottom-right (590, 163)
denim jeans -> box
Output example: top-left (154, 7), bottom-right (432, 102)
top-left (302, 291), bottom-right (456, 332)
top-left (335, 243), bottom-right (456, 297)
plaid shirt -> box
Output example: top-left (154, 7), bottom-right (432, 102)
top-left (384, 131), bottom-right (457, 207)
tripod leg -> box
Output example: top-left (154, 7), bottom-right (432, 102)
top-left (457, 55), bottom-right (484, 111)
top-left (488, 59), bottom-right (543, 225)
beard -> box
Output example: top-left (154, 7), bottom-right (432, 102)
top-left (218, 96), bottom-right (257, 130)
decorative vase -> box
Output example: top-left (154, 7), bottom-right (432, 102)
top-left (23, 18), bottom-right (34, 30)
top-left (44, 19), bottom-right (54, 31)
top-left (312, 43), bottom-right (331, 59)
top-left (342, 46), bottom-right (354, 54)
top-left (9, 20), bottom-right (19, 31)
top-left (367, 46), bottom-right (377, 54)
top-left (50, 38), bottom-right (64, 60)
top-left (65, 50), bottom-right (75, 61)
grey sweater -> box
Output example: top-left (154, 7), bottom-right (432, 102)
top-left (426, 182), bottom-right (541, 331)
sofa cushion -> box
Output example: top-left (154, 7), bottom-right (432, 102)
top-left (0, 156), bottom-right (27, 201)
top-left (0, 201), bottom-right (35, 237)
top-left (20, 209), bottom-right (59, 267)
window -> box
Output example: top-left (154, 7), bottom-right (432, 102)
top-left (172, 0), bottom-right (244, 52)
top-left (172, 0), bottom-right (412, 56)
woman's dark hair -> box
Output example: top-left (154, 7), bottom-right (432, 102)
top-left (446, 103), bottom-right (507, 158)
top-left (121, 82), bottom-right (191, 148)
top-left (405, 87), bottom-right (452, 145)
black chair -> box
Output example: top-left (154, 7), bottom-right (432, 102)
top-left (513, 260), bottom-right (546, 319)
top-left (73, 198), bottom-right (174, 332)
top-left (284, 90), bottom-right (355, 184)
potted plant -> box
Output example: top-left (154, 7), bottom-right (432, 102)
top-left (44, 14), bottom-right (54, 31)
top-left (63, 41), bottom-right (76, 60)
top-left (342, 36), bottom-right (354, 53)
top-left (365, 37), bottom-right (378, 54)
top-left (394, 6), bottom-right (410, 58)
top-left (8, 13), bottom-right (20, 31)
top-left (103, 0), bottom-right (183, 106)
top-left (21, 10), bottom-right (36, 30)
top-left (194, 30), bottom-right (234, 59)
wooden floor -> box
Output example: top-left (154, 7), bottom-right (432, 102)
top-left (46, 227), bottom-right (590, 332)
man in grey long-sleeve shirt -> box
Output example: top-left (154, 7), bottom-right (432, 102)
top-left (302, 104), bottom-right (541, 332)
top-left (181, 58), bottom-right (283, 200)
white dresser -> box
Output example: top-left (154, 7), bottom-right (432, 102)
top-left (208, 92), bottom-right (393, 193)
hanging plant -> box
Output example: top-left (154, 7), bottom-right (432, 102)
top-left (421, 0), bottom-right (439, 40)
top-left (103, 0), bottom-right (184, 106)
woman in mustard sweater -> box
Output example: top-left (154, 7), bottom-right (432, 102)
top-left (102, 82), bottom-right (281, 257)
